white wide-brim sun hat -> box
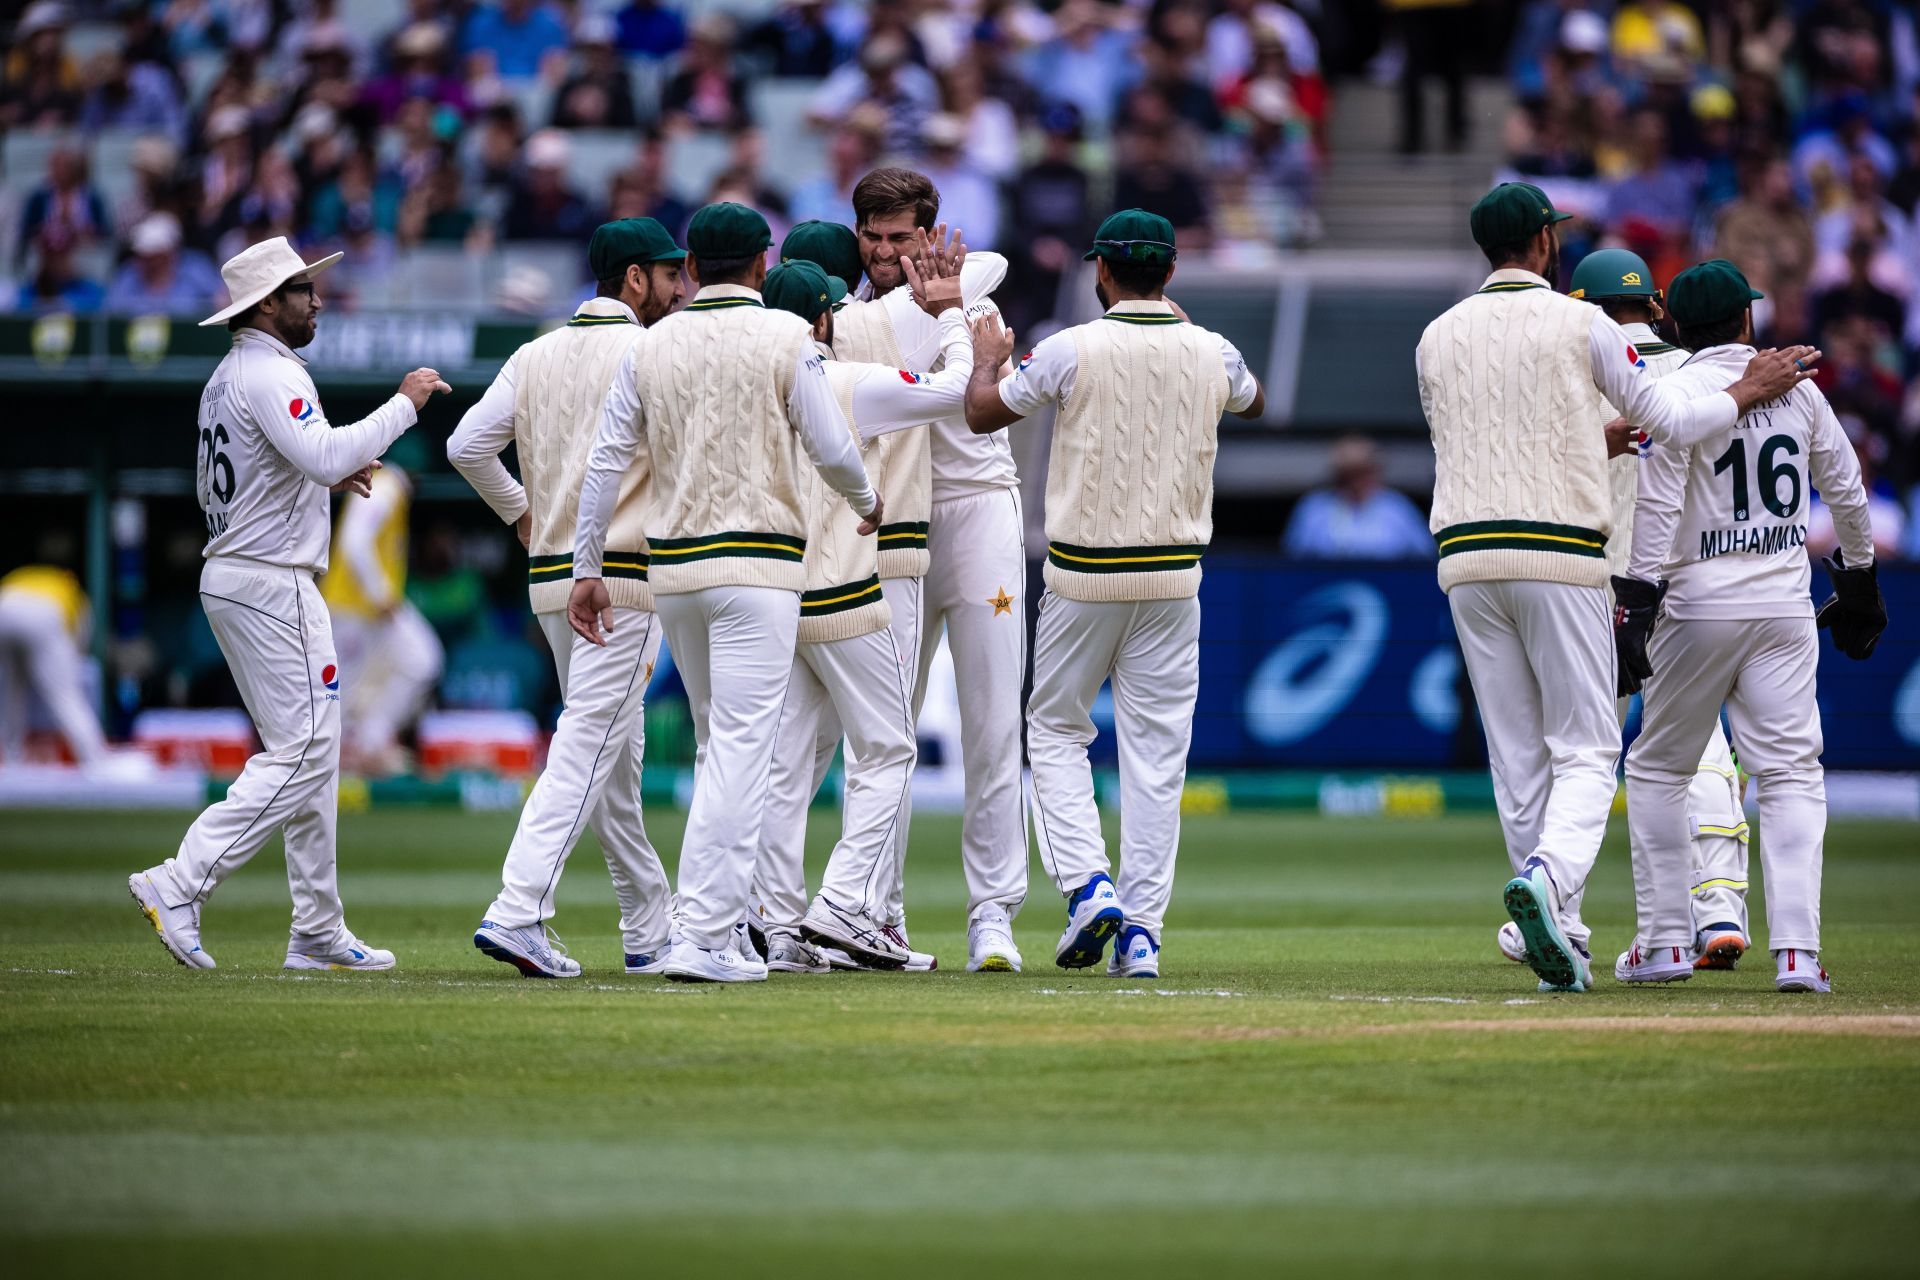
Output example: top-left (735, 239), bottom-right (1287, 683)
top-left (199, 237), bottom-right (344, 327)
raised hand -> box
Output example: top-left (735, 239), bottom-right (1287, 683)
top-left (399, 367), bottom-right (452, 410)
top-left (970, 311), bottom-right (1015, 372)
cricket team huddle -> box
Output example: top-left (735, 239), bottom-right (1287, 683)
top-left (128, 161), bottom-right (1886, 994)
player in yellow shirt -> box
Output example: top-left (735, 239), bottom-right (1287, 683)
top-left (0, 563), bottom-right (109, 767)
top-left (320, 436), bottom-right (444, 776)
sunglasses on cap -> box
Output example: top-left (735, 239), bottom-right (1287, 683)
top-left (1094, 239), bottom-right (1175, 261)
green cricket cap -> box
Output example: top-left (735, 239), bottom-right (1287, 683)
top-left (780, 221), bottom-right (862, 293)
top-left (1083, 208), bottom-right (1177, 264)
top-left (586, 217), bottom-right (685, 280)
top-left (763, 260), bottom-right (843, 323)
top-left (686, 201), bottom-right (772, 261)
top-left (1469, 182), bottom-right (1573, 250)
top-left (1569, 248), bottom-right (1658, 301)
top-left (1666, 259), bottom-right (1763, 328)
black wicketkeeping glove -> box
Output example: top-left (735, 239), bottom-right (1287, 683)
top-left (1611, 575), bottom-right (1667, 697)
top-left (1817, 550), bottom-right (1886, 660)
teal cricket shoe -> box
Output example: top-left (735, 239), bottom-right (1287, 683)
top-left (1503, 860), bottom-right (1591, 992)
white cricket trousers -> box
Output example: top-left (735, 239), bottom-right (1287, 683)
top-left (1614, 693), bottom-right (1751, 937)
top-left (656, 584), bottom-right (800, 950)
top-left (790, 578), bottom-right (922, 929)
top-left (0, 592), bottom-right (108, 765)
top-left (332, 602), bottom-right (443, 760)
top-left (1449, 579), bottom-right (1618, 951)
top-left (1627, 618), bottom-right (1824, 953)
top-left (914, 486), bottom-right (1029, 920)
top-left (754, 625), bottom-right (917, 933)
top-left (484, 610), bottom-right (671, 953)
top-left (154, 557), bottom-right (345, 940)
top-left (1028, 591), bottom-right (1200, 939)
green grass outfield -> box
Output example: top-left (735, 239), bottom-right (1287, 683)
top-left (3, 808), bottom-right (1916, 1277)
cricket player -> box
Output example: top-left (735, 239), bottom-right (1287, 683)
top-left (571, 203), bottom-right (881, 984)
top-left (843, 169), bottom-right (1027, 972)
top-left (1416, 184), bottom-right (1819, 993)
top-left (1493, 247), bottom-right (1753, 971)
top-left (321, 442), bottom-right (444, 777)
top-left (964, 209), bottom-right (1263, 977)
top-left (0, 564), bottom-right (109, 767)
top-left (129, 236), bottom-right (450, 970)
top-left (448, 218), bottom-right (685, 979)
top-left (751, 246), bottom-right (973, 973)
top-left (1616, 259), bottom-right (1886, 991)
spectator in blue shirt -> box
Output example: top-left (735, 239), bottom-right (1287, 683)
top-left (616, 0), bottom-right (686, 60)
top-left (462, 0), bottom-right (570, 80)
top-left (1283, 437), bottom-right (1435, 561)
top-left (1602, 108), bottom-right (1700, 236)
top-left (1019, 1), bottom-right (1139, 133)
top-left (109, 213), bottom-right (225, 315)
top-left (16, 146), bottom-right (109, 271)
top-left (15, 225), bottom-right (105, 315)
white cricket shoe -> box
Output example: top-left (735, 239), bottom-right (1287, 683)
top-left (766, 932), bottom-right (831, 974)
top-left (967, 905), bottom-right (1022, 973)
top-left (1613, 942), bottom-right (1694, 985)
top-left (800, 896), bottom-right (910, 969)
top-left (1497, 921), bottom-right (1529, 964)
top-left (883, 922), bottom-right (938, 971)
top-left (1055, 873), bottom-right (1123, 969)
top-left (1693, 923), bottom-right (1748, 971)
top-left (473, 920), bottom-right (578, 978)
top-left (288, 927), bottom-right (396, 972)
top-left (1774, 949), bottom-right (1830, 993)
top-left (661, 937), bottom-right (767, 983)
top-left (128, 870), bottom-right (215, 969)
top-left (820, 945), bottom-right (862, 970)
top-left (623, 945), bottom-right (671, 976)
top-left (1107, 925), bottom-right (1160, 979)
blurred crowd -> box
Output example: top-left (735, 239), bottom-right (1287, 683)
top-left (1499, 0), bottom-right (1920, 557)
top-left (0, 0), bottom-right (1330, 331)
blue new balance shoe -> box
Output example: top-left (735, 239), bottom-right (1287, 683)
top-left (1503, 859), bottom-right (1591, 992)
top-left (1055, 874), bottom-right (1123, 969)
top-left (1107, 924), bottom-right (1160, 978)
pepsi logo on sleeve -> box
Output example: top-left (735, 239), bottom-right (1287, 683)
top-left (289, 398), bottom-right (316, 423)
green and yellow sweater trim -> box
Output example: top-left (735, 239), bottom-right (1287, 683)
top-left (801, 574), bottom-right (883, 617)
top-left (648, 530), bottom-right (804, 566)
top-left (877, 521), bottom-right (929, 549)
top-left (529, 551), bottom-right (648, 582)
top-left (685, 297), bottom-right (763, 312)
top-left (1103, 311), bottom-right (1183, 325)
top-left (567, 314), bottom-right (634, 327)
top-left (1434, 520), bottom-right (1606, 559)
top-left (1635, 341), bottom-right (1679, 354)
top-left (1477, 281), bottom-right (1547, 294)
top-left (1047, 541), bottom-right (1206, 574)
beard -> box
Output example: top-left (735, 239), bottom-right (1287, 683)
top-left (1095, 279), bottom-right (1112, 310)
top-left (866, 256), bottom-right (905, 293)
top-left (1544, 237), bottom-right (1561, 287)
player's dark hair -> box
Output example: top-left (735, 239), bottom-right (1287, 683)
top-left (595, 275), bottom-right (625, 297)
top-left (852, 167), bottom-right (940, 231)
top-left (1676, 311), bottom-right (1748, 352)
top-left (1106, 259), bottom-right (1174, 295)
top-left (1599, 297), bottom-right (1657, 326)
top-left (689, 253), bottom-right (758, 285)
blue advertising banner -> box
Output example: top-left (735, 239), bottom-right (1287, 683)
top-left (1082, 559), bottom-right (1920, 770)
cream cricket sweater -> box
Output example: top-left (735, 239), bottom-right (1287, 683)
top-left (796, 361), bottom-right (893, 643)
top-left (1417, 270), bottom-right (1614, 591)
top-left (630, 288), bottom-right (815, 594)
top-left (832, 297), bottom-right (930, 580)
top-left (515, 299), bottom-right (654, 613)
top-left (1597, 322), bottom-right (1689, 578)
top-left (1043, 304), bottom-right (1229, 602)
